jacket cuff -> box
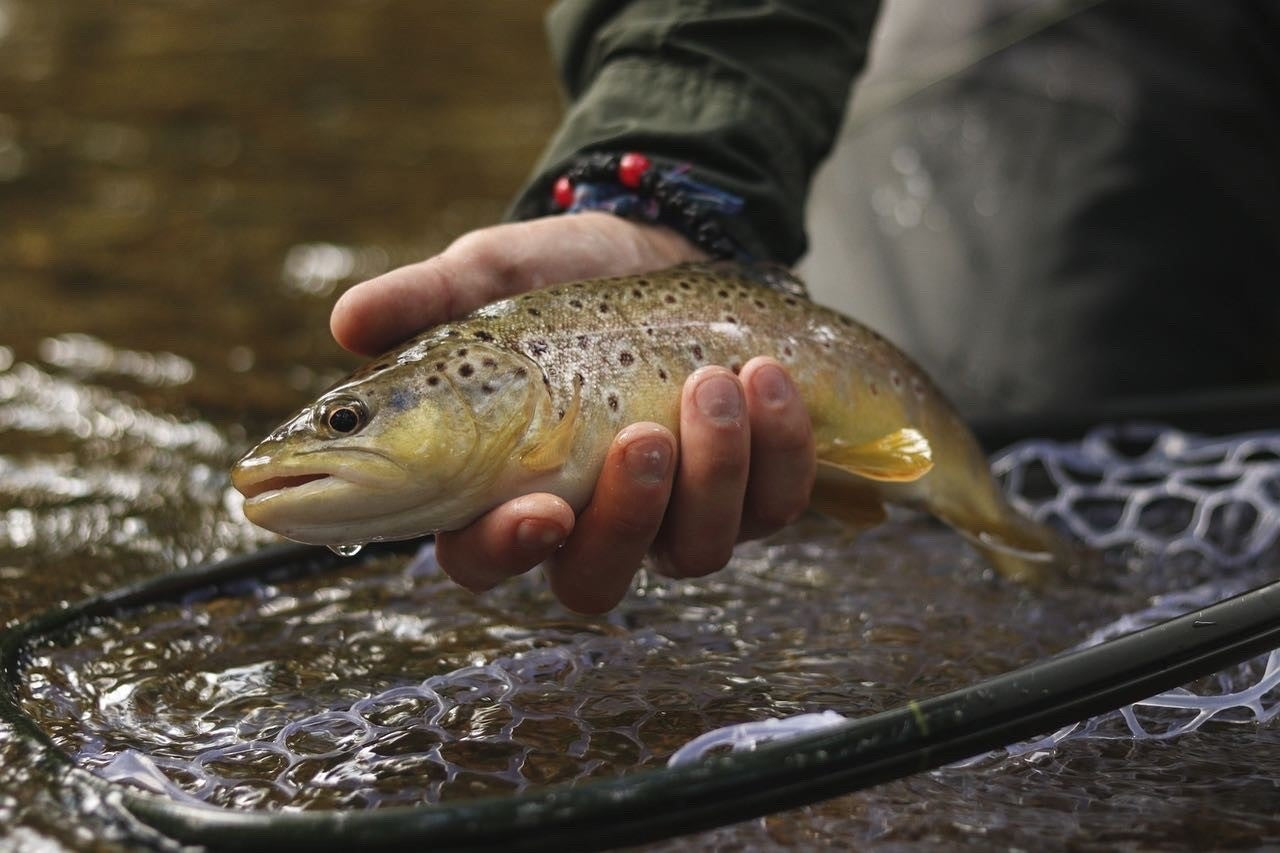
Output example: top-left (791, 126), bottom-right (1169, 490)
top-left (508, 56), bottom-right (824, 264)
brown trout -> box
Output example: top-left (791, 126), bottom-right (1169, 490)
top-left (232, 262), bottom-right (1067, 583)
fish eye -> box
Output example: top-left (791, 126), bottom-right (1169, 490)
top-left (317, 398), bottom-right (368, 437)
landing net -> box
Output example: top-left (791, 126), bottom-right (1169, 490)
top-left (18, 424), bottom-right (1280, 809)
top-left (676, 425), bottom-right (1280, 763)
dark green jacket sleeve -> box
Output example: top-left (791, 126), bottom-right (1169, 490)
top-left (507, 0), bottom-right (881, 264)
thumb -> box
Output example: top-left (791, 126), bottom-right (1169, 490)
top-left (331, 213), bottom-right (705, 356)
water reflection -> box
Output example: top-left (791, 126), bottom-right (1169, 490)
top-left (38, 334), bottom-right (194, 386)
top-left (282, 242), bottom-right (390, 297)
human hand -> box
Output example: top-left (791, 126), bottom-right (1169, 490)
top-left (330, 213), bottom-right (816, 613)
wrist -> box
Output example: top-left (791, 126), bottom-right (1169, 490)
top-left (544, 152), bottom-right (751, 262)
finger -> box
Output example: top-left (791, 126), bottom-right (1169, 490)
top-left (737, 357), bottom-right (816, 541)
top-left (435, 493), bottom-right (574, 594)
top-left (654, 367), bottom-right (751, 578)
top-left (544, 423), bottom-right (675, 614)
top-left (330, 213), bottom-right (705, 356)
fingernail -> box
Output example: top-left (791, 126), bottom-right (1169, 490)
top-left (752, 363), bottom-right (791, 405)
top-left (625, 438), bottom-right (672, 485)
top-left (516, 519), bottom-right (565, 551)
top-left (694, 373), bottom-right (742, 422)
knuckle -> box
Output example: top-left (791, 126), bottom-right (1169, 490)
top-left (445, 229), bottom-right (517, 283)
top-left (662, 542), bottom-right (735, 579)
top-left (560, 590), bottom-right (620, 616)
top-left (604, 510), bottom-right (663, 542)
top-left (698, 447), bottom-right (750, 482)
top-left (750, 501), bottom-right (805, 532)
top-left (753, 407), bottom-right (813, 454)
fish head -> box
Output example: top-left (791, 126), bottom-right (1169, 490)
top-left (231, 339), bottom-right (543, 544)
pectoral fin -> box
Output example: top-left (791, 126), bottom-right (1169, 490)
top-left (520, 381), bottom-right (581, 472)
top-left (817, 428), bottom-right (933, 482)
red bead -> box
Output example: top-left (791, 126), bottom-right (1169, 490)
top-left (552, 176), bottom-right (574, 209)
top-left (618, 152), bottom-right (651, 188)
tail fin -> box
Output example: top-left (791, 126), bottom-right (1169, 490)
top-left (939, 502), bottom-right (1075, 586)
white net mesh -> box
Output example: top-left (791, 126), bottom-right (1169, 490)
top-left (673, 425), bottom-right (1280, 764)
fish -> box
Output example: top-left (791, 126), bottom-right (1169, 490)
top-left (231, 262), bottom-right (1070, 584)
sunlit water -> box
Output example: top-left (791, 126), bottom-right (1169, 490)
top-left (1, 1), bottom-right (1278, 850)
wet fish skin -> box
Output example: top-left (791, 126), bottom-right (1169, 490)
top-left (231, 262), bottom-right (1067, 583)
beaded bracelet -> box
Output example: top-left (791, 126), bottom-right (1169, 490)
top-left (549, 152), bottom-right (749, 261)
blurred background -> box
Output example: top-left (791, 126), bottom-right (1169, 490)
top-left (0, 2), bottom-right (563, 846)
top-left (0, 0), bottom-right (560, 429)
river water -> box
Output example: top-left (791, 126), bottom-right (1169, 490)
top-left (1, 2), bottom-right (1278, 850)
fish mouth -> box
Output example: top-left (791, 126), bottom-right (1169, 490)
top-left (231, 448), bottom-right (408, 504)
top-left (235, 472), bottom-right (331, 501)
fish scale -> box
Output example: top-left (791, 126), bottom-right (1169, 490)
top-left (480, 266), bottom-right (905, 438)
top-left (232, 262), bottom-right (1072, 586)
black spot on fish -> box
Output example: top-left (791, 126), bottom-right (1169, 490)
top-left (753, 299), bottom-right (766, 309)
top-left (678, 280), bottom-right (691, 290)
top-left (691, 344), bottom-right (703, 360)
top-left (435, 362), bottom-right (446, 372)
top-left (574, 371), bottom-right (583, 384)
top-left (785, 297), bottom-right (797, 306)
top-left (619, 352), bottom-right (634, 366)
top-left (515, 367), bottom-right (529, 378)
top-left (557, 408), bottom-right (565, 419)
top-left (724, 315), bottom-right (737, 324)
top-left (577, 335), bottom-right (589, 349)
top-left (528, 339), bottom-right (549, 356)
top-left (569, 299), bottom-right (582, 308)
top-left (427, 375), bottom-right (440, 387)
top-left (631, 289), bottom-right (642, 298)
top-left (599, 303), bottom-right (609, 313)
top-left (717, 289), bottom-right (729, 298)
top-left (459, 363), bottom-right (474, 377)
top-left (645, 327), bottom-right (655, 336)
top-left (869, 381), bottom-right (878, 396)
top-left (456, 348), bottom-right (468, 357)
top-left (607, 394), bottom-right (618, 411)
top-left (664, 294), bottom-right (676, 304)
top-left (481, 383), bottom-right (495, 394)
top-left (475, 330), bottom-right (494, 342)
top-left (657, 368), bottom-right (667, 381)
top-left (637, 278), bottom-right (651, 287)
top-left (482, 357), bottom-right (497, 369)
top-left (783, 345), bottom-right (794, 357)
top-left (527, 308), bottom-right (541, 317)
